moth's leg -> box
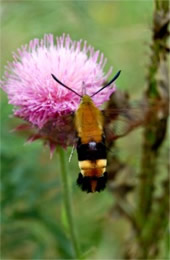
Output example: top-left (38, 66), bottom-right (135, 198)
top-left (68, 144), bottom-right (76, 163)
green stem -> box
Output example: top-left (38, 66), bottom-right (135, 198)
top-left (58, 147), bottom-right (81, 259)
top-left (135, 0), bottom-right (169, 258)
top-left (137, 0), bottom-right (169, 225)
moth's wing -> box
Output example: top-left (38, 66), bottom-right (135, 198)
top-left (103, 88), bottom-right (168, 142)
top-left (39, 112), bottom-right (77, 147)
top-left (103, 102), bottom-right (160, 141)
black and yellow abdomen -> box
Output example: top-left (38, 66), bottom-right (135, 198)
top-left (75, 95), bottom-right (108, 192)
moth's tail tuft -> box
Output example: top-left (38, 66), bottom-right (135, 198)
top-left (77, 172), bottom-right (108, 193)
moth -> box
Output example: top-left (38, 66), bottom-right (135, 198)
top-left (52, 71), bottom-right (121, 193)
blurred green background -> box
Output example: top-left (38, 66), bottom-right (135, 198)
top-left (1, 1), bottom-right (166, 259)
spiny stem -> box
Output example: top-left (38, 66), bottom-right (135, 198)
top-left (58, 146), bottom-right (81, 259)
top-left (137, 0), bottom-right (169, 223)
top-left (136, 0), bottom-right (169, 258)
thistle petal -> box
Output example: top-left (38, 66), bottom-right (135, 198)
top-left (1, 34), bottom-right (116, 148)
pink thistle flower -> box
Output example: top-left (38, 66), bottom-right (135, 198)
top-left (1, 34), bottom-right (116, 151)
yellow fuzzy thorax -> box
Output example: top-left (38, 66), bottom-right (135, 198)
top-left (75, 95), bottom-right (104, 144)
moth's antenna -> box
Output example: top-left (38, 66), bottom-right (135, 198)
top-left (51, 74), bottom-right (82, 98)
top-left (91, 70), bottom-right (121, 98)
top-left (82, 81), bottom-right (87, 96)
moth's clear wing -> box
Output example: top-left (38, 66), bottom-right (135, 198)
top-left (40, 113), bottom-right (77, 147)
top-left (103, 102), bottom-right (165, 141)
